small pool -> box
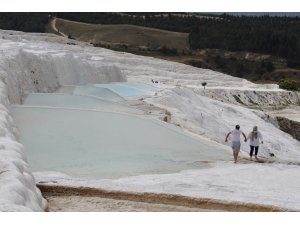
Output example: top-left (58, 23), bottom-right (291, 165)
top-left (57, 81), bottom-right (159, 99)
top-left (57, 85), bottom-right (124, 102)
top-left (94, 81), bottom-right (158, 97)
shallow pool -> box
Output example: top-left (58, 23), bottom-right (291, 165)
top-left (94, 81), bottom-right (157, 97)
top-left (11, 106), bottom-right (230, 179)
top-left (57, 85), bottom-right (124, 102)
top-left (57, 81), bottom-right (158, 100)
top-left (23, 93), bottom-right (143, 114)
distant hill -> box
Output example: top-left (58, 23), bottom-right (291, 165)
top-left (53, 18), bottom-right (189, 50)
top-left (49, 16), bottom-right (300, 87)
top-left (55, 12), bottom-right (217, 33)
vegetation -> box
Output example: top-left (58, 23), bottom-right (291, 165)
top-left (55, 12), bottom-right (205, 33)
top-left (200, 53), bottom-right (276, 81)
top-left (189, 15), bottom-right (300, 61)
top-left (0, 13), bottom-right (49, 32)
top-left (158, 46), bottom-right (178, 55)
top-left (54, 19), bottom-right (189, 51)
top-left (55, 13), bottom-right (300, 63)
top-left (278, 79), bottom-right (299, 91)
top-left (287, 59), bottom-right (300, 69)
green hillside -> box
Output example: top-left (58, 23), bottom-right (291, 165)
top-left (55, 18), bottom-right (189, 50)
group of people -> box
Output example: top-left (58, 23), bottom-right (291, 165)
top-left (225, 125), bottom-right (263, 163)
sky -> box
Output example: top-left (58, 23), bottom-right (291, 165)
top-left (1, 0), bottom-right (300, 12)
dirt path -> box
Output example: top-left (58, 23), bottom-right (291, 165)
top-left (38, 184), bottom-right (287, 212)
top-left (50, 18), bottom-right (67, 37)
top-left (45, 195), bottom-right (218, 212)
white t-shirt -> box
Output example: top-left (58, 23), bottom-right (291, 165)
top-left (247, 131), bottom-right (263, 147)
top-left (231, 129), bottom-right (243, 142)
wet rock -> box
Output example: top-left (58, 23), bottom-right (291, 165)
top-left (276, 116), bottom-right (300, 141)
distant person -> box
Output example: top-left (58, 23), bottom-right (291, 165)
top-left (225, 125), bottom-right (247, 163)
top-left (151, 79), bottom-right (159, 84)
top-left (246, 126), bottom-right (263, 161)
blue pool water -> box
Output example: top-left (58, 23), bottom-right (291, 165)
top-left (94, 81), bottom-right (157, 97)
top-left (23, 93), bottom-right (142, 114)
top-left (11, 106), bottom-right (230, 179)
top-left (74, 86), bottom-right (125, 101)
top-left (12, 81), bottom-right (230, 179)
top-left (57, 81), bottom-right (158, 99)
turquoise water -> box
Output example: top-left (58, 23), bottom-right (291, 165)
top-left (11, 106), bottom-right (230, 179)
top-left (23, 93), bottom-right (142, 114)
top-left (12, 82), bottom-right (229, 179)
top-left (94, 81), bottom-right (157, 97)
top-left (57, 85), bottom-right (124, 102)
top-left (73, 86), bottom-right (124, 101)
top-left (57, 81), bottom-right (158, 99)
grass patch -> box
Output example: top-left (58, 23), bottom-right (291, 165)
top-left (55, 18), bottom-right (189, 51)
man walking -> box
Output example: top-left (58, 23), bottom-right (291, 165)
top-left (225, 125), bottom-right (247, 163)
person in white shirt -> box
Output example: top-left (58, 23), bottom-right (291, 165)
top-left (246, 126), bottom-right (263, 161)
top-left (225, 125), bottom-right (247, 163)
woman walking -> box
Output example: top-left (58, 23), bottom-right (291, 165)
top-left (247, 126), bottom-right (263, 160)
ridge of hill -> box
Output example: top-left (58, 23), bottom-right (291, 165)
top-left (52, 18), bottom-right (189, 51)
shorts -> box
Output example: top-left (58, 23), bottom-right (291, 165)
top-left (231, 141), bottom-right (241, 151)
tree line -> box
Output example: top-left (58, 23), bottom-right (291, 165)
top-left (0, 13), bottom-right (49, 32)
top-left (189, 15), bottom-right (300, 61)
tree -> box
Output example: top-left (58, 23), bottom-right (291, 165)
top-left (202, 82), bottom-right (207, 89)
top-left (264, 61), bottom-right (274, 72)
